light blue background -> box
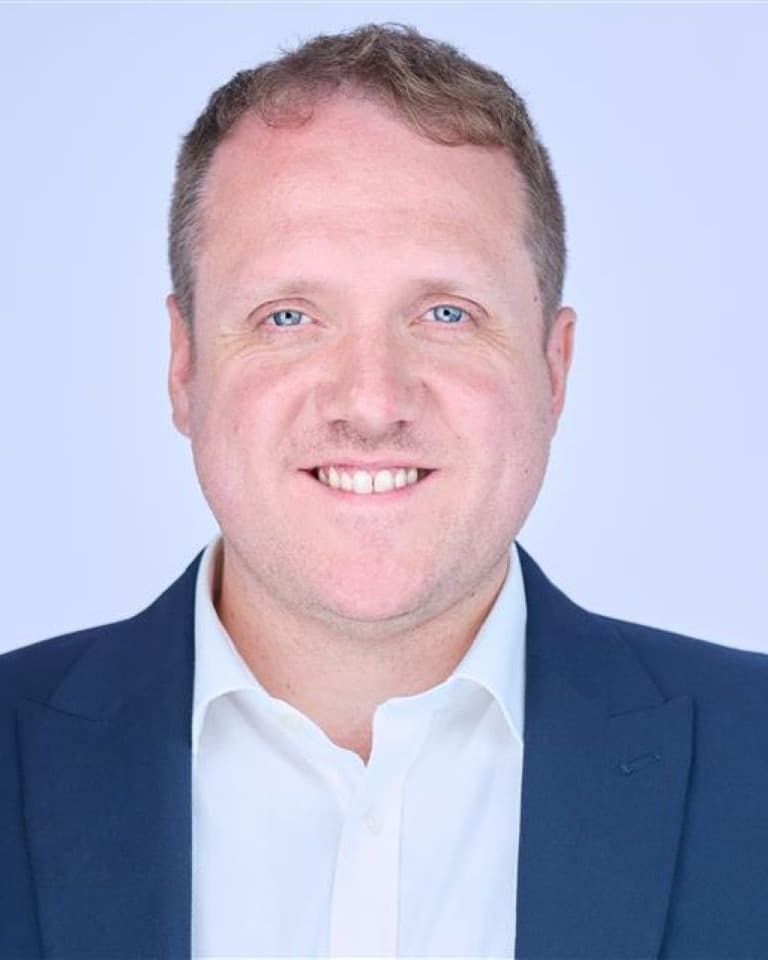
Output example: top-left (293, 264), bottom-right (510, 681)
top-left (2, 2), bottom-right (766, 654)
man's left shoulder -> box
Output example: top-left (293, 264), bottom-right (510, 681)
top-left (599, 611), bottom-right (768, 713)
top-left (595, 615), bottom-right (768, 793)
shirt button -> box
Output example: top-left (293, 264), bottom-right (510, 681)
top-left (364, 811), bottom-right (383, 836)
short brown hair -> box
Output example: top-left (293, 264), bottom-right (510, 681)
top-left (168, 22), bottom-right (566, 331)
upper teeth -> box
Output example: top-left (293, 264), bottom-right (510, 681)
top-left (316, 466), bottom-right (422, 494)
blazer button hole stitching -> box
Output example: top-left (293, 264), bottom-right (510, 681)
top-left (618, 752), bottom-right (663, 776)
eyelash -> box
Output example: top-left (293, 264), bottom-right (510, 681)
top-left (261, 304), bottom-right (472, 328)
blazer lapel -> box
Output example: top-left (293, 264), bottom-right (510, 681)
top-left (17, 553), bottom-right (201, 960)
top-left (514, 545), bottom-right (693, 959)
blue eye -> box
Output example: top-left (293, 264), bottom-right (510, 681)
top-left (266, 309), bottom-right (308, 327)
top-left (430, 304), bottom-right (467, 324)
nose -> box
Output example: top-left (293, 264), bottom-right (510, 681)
top-left (314, 326), bottom-right (423, 438)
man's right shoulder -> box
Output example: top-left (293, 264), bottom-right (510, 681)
top-left (0, 621), bottom-right (126, 711)
top-left (1, 549), bottom-right (205, 712)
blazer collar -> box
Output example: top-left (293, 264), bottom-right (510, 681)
top-left (515, 543), bottom-right (693, 959)
top-left (17, 552), bottom-right (202, 960)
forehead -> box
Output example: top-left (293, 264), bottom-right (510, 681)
top-left (197, 95), bottom-right (532, 292)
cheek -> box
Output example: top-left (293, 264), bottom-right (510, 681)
top-left (194, 363), bottom-right (289, 449)
top-left (451, 360), bottom-right (551, 471)
top-left (187, 367), bottom-right (285, 507)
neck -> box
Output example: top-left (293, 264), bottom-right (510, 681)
top-left (213, 541), bottom-right (509, 762)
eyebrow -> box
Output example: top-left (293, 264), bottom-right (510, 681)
top-left (233, 274), bottom-right (484, 303)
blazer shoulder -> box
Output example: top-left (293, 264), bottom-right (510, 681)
top-left (596, 612), bottom-right (768, 705)
top-left (0, 619), bottom-right (131, 711)
top-left (0, 550), bottom-right (204, 713)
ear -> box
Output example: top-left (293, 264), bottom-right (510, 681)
top-left (545, 305), bottom-right (576, 426)
top-left (167, 293), bottom-right (194, 437)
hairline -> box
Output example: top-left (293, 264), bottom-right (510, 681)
top-left (182, 101), bottom-right (557, 346)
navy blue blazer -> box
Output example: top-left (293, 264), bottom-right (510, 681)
top-left (2, 545), bottom-right (767, 959)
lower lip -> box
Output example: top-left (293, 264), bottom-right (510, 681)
top-left (300, 469), bottom-right (435, 502)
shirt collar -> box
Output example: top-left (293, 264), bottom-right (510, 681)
top-left (191, 538), bottom-right (259, 761)
top-left (449, 545), bottom-right (527, 743)
top-left (192, 536), bottom-right (527, 761)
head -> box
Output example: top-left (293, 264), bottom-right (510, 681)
top-left (167, 23), bottom-right (575, 633)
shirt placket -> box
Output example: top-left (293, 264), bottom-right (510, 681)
top-left (327, 702), bottom-right (436, 958)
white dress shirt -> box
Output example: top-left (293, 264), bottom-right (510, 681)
top-left (191, 537), bottom-right (526, 959)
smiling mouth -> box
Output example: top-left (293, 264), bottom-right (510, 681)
top-left (309, 465), bottom-right (434, 495)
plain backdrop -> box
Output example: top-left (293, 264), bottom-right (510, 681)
top-left (1, 2), bottom-right (765, 655)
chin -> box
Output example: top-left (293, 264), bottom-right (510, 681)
top-left (306, 567), bottom-right (433, 625)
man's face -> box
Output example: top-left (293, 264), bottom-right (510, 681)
top-left (168, 94), bottom-right (574, 630)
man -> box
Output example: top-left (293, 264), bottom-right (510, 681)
top-left (2, 22), bottom-right (767, 960)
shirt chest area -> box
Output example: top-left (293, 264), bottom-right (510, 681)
top-left (192, 687), bottom-right (523, 958)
